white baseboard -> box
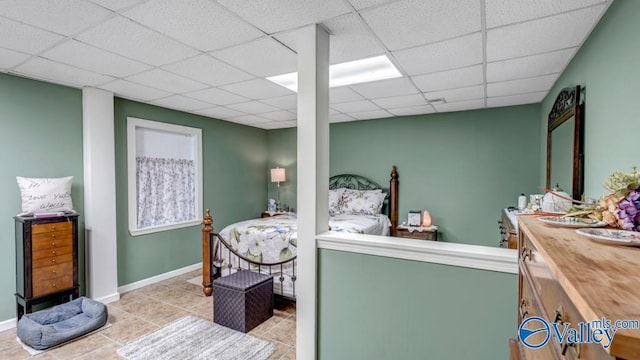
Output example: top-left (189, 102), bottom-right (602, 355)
top-left (118, 262), bottom-right (202, 294)
top-left (0, 318), bottom-right (16, 332)
top-left (94, 292), bottom-right (121, 304)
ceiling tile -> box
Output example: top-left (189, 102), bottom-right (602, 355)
top-left (196, 106), bottom-right (247, 119)
top-left (349, 109), bottom-right (393, 120)
top-left (330, 87), bottom-right (365, 104)
top-left (226, 101), bottom-right (280, 114)
top-left (371, 94), bottom-right (426, 109)
top-left (347, 0), bottom-right (395, 10)
top-left (0, 0), bottom-right (111, 36)
top-left (433, 98), bottom-right (485, 113)
top-left (362, 0), bottom-right (481, 51)
top-left (42, 40), bottom-right (150, 77)
top-left (76, 15), bottom-right (198, 66)
top-left (274, 14), bottom-right (386, 64)
top-left (217, 0), bottom-right (351, 34)
top-left (487, 91), bottom-right (547, 108)
top-left (486, 0), bottom-right (608, 29)
top-left (184, 87), bottom-right (249, 106)
top-left (150, 95), bottom-right (211, 111)
top-left (125, 69), bottom-right (207, 93)
top-left (228, 114), bottom-right (270, 124)
top-left (487, 74), bottom-right (557, 97)
top-left (14, 57), bottom-right (114, 87)
top-left (393, 33), bottom-right (482, 75)
top-left (331, 100), bottom-right (380, 113)
top-left (350, 77), bottom-right (418, 99)
top-left (424, 85), bottom-right (485, 103)
top-left (258, 121), bottom-right (292, 129)
top-left (89, 0), bottom-right (145, 11)
top-left (220, 78), bottom-right (294, 100)
top-left (124, 0), bottom-right (263, 51)
top-left (487, 48), bottom-right (575, 83)
top-left (211, 37), bottom-right (296, 77)
top-left (260, 94), bottom-right (298, 110)
top-left (163, 54), bottom-right (254, 87)
top-left (259, 110), bottom-right (297, 121)
top-left (387, 104), bottom-right (436, 116)
top-left (0, 17), bottom-right (64, 54)
top-left (99, 79), bottom-right (171, 101)
top-left (411, 65), bottom-right (483, 92)
top-left (330, 113), bottom-right (357, 123)
top-left (486, 4), bottom-right (608, 62)
top-left (0, 48), bottom-right (30, 69)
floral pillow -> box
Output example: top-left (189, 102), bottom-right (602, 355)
top-left (329, 188), bottom-right (346, 216)
top-left (339, 189), bottom-right (386, 215)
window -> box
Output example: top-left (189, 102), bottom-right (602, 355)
top-left (127, 117), bottom-right (203, 236)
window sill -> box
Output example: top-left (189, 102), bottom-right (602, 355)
top-left (129, 219), bottom-right (202, 236)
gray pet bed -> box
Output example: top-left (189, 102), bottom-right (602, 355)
top-left (17, 297), bottom-right (108, 350)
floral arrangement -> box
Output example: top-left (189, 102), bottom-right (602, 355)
top-left (593, 166), bottom-right (640, 231)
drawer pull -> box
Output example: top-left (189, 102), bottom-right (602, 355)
top-left (50, 226), bottom-right (56, 231)
top-left (51, 283), bottom-right (57, 288)
top-left (519, 298), bottom-right (529, 318)
top-left (51, 234), bottom-right (56, 238)
top-left (51, 242), bottom-right (56, 247)
top-left (51, 250), bottom-right (56, 255)
top-left (553, 305), bottom-right (564, 323)
top-left (51, 259), bottom-right (56, 264)
top-left (52, 270), bottom-right (57, 274)
top-left (562, 342), bottom-right (581, 358)
top-left (521, 247), bottom-right (532, 261)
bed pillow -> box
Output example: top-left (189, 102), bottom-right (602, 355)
top-left (329, 188), bottom-right (346, 216)
top-left (16, 176), bottom-right (74, 215)
top-left (339, 189), bottom-right (386, 215)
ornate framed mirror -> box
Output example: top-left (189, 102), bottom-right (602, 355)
top-left (546, 85), bottom-right (584, 200)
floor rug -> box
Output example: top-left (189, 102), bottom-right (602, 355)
top-left (117, 316), bottom-right (274, 360)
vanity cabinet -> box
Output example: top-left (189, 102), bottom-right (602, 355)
top-left (499, 208), bottom-right (518, 249)
top-left (14, 214), bottom-right (79, 319)
top-left (510, 216), bottom-right (640, 359)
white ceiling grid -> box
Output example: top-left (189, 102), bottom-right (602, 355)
top-left (0, 0), bottom-right (612, 129)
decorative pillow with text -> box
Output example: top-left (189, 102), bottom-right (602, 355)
top-left (16, 176), bottom-right (74, 215)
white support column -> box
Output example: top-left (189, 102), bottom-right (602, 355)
top-left (82, 87), bottom-right (119, 303)
top-left (297, 24), bottom-right (330, 360)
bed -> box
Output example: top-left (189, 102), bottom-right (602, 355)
top-left (201, 165), bottom-right (399, 300)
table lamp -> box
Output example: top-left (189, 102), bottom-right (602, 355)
top-left (270, 167), bottom-right (286, 211)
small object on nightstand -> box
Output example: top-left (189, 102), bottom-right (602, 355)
top-left (407, 210), bottom-right (422, 227)
top-left (395, 224), bottom-right (439, 241)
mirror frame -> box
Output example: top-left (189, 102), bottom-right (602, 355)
top-left (546, 85), bottom-right (584, 200)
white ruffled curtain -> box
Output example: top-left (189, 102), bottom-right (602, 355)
top-left (136, 157), bottom-right (195, 228)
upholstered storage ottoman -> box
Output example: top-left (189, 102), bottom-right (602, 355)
top-left (17, 297), bottom-right (108, 350)
top-left (213, 270), bottom-right (273, 333)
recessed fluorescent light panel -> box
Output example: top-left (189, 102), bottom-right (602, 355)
top-left (267, 55), bottom-right (402, 92)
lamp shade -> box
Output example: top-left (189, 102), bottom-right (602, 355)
top-left (270, 168), bottom-right (286, 183)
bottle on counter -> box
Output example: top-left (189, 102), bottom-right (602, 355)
top-left (518, 193), bottom-right (527, 211)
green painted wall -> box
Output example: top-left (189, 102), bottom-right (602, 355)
top-left (318, 249), bottom-right (517, 360)
top-left (267, 105), bottom-right (541, 246)
top-left (266, 128), bottom-right (297, 211)
top-left (0, 73), bottom-right (85, 322)
top-left (114, 99), bottom-right (268, 285)
top-left (541, 1), bottom-right (639, 198)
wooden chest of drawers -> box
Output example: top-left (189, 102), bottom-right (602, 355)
top-left (510, 216), bottom-right (640, 360)
top-left (15, 214), bottom-right (79, 319)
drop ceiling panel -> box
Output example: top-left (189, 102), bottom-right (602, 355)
top-left (371, 94), bottom-right (426, 109)
top-left (350, 77), bottom-right (419, 99)
top-left (14, 57), bottom-right (114, 87)
top-left (349, 109), bottom-right (393, 120)
top-left (347, 0), bottom-right (396, 11)
top-left (196, 106), bottom-right (247, 119)
top-left (259, 110), bottom-right (297, 121)
top-left (487, 48), bottom-right (575, 83)
top-left (330, 113), bottom-right (357, 123)
top-left (330, 87), bottom-right (365, 104)
top-left (487, 91), bottom-right (547, 108)
top-left (42, 40), bottom-right (151, 77)
top-left (217, 0), bottom-right (351, 34)
top-left (226, 101), bottom-right (280, 114)
top-left (433, 99), bottom-right (485, 113)
top-left (151, 95), bottom-right (211, 111)
top-left (211, 37), bottom-right (296, 77)
top-left (0, 17), bottom-right (65, 54)
top-left (124, 0), bottom-right (263, 51)
top-left (126, 69), bottom-right (207, 93)
top-left (260, 94), bottom-right (298, 110)
top-left (89, 0), bottom-right (145, 11)
top-left (163, 54), bottom-right (254, 87)
top-left (486, 0), bottom-right (608, 28)
top-left (0, 0), bottom-right (111, 36)
top-left (362, 0), bottom-right (481, 51)
top-left (393, 33), bottom-right (483, 76)
top-left (412, 65), bottom-right (483, 93)
top-left (100, 79), bottom-right (171, 101)
top-left (487, 74), bottom-right (557, 97)
top-left (76, 16), bottom-right (198, 66)
top-left (387, 104), bottom-right (435, 116)
top-left (331, 100), bottom-right (380, 113)
top-left (487, 4), bottom-right (608, 61)
top-left (184, 87), bottom-right (249, 106)
top-left (0, 48), bottom-right (30, 69)
top-left (220, 78), bottom-right (294, 100)
top-left (425, 85), bottom-right (485, 103)
top-left (259, 121), bottom-right (292, 129)
top-left (228, 114), bottom-right (270, 124)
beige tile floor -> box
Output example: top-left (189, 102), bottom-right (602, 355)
top-left (0, 270), bottom-right (296, 359)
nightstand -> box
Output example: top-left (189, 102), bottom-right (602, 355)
top-left (261, 211), bottom-right (287, 218)
top-left (395, 225), bottom-right (438, 241)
